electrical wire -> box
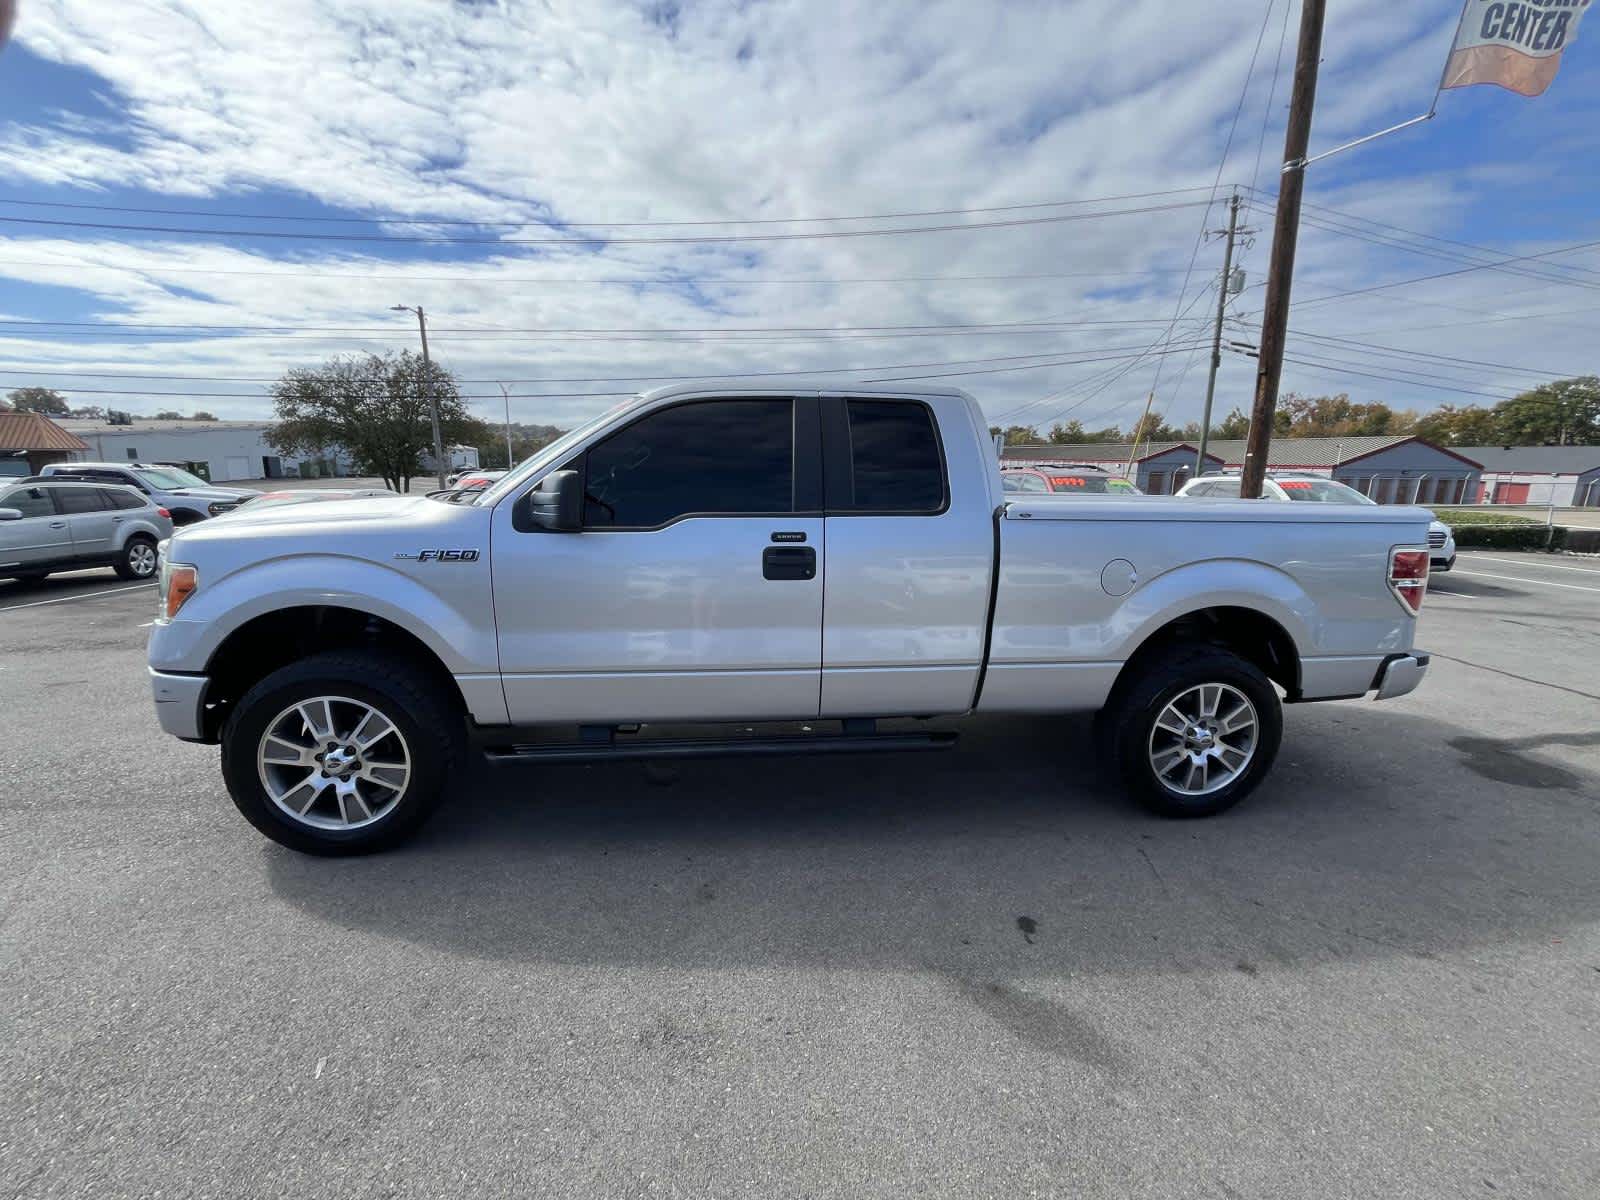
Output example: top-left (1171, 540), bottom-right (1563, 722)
top-left (0, 185), bottom-right (1226, 230)
top-left (0, 198), bottom-right (1213, 247)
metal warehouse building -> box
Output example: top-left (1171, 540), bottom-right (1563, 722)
top-left (1457, 446), bottom-right (1600, 507)
top-left (56, 418), bottom-right (351, 482)
top-left (1003, 434), bottom-right (1484, 501)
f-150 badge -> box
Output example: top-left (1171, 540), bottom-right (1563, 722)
top-left (394, 549), bottom-right (481, 562)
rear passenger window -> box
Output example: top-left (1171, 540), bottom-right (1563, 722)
top-left (104, 489), bottom-right (146, 510)
top-left (583, 399), bottom-right (793, 528)
top-left (843, 400), bottom-right (945, 512)
top-left (55, 487), bottom-right (109, 514)
top-left (1, 487), bottom-right (54, 518)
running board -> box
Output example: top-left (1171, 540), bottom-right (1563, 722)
top-left (484, 730), bottom-right (957, 764)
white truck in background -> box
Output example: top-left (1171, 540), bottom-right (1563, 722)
top-left (148, 381), bottom-right (1433, 854)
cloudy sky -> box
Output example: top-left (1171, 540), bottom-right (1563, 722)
top-left (0, 0), bottom-right (1596, 434)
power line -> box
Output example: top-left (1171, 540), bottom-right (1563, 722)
top-left (1287, 329), bottom-right (1579, 382)
top-left (0, 345), bottom-right (1169, 387)
top-left (1143, 0), bottom-right (1277, 438)
top-left (0, 343), bottom-right (1223, 400)
top-left (0, 314), bottom-right (1212, 335)
top-left (1248, 186), bottom-right (1600, 283)
top-left (0, 257), bottom-right (1205, 288)
top-left (1289, 237), bottom-right (1600, 309)
top-left (0, 198), bottom-right (1213, 246)
top-left (1275, 352), bottom-right (1520, 399)
top-left (0, 185), bottom-right (1225, 230)
top-left (1295, 211), bottom-right (1600, 292)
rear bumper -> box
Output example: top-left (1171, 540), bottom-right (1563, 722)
top-left (1373, 652), bottom-right (1429, 702)
top-left (150, 668), bottom-right (209, 741)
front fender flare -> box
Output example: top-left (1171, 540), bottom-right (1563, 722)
top-left (148, 553), bottom-right (499, 680)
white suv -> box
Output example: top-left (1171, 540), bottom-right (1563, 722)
top-left (1177, 472), bottom-right (1456, 571)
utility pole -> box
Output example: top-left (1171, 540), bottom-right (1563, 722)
top-left (1240, 0), bottom-right (1326, 499)
top-left (391, 304), bottom-right (447, 491)
top-left (499, 383), bottom-right (515, 469)
top-left (1124, 391), bottom-right (1156, 482)
top-left (1197, 191), bottom-right (1243, 475)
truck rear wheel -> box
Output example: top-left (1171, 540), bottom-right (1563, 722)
top-left (220, 651), bottom-right (461, 855)
top-left (1104, 646), bottom-right (1282, 818)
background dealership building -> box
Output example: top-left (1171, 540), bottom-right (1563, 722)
top-left (1002, 434), bottom-right (1491, 502)
top-left (33, 418), bottom-right (478, 483)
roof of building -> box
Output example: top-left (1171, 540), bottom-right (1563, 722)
top-left (1002, 441), bottom-right (1223, 465)
top-left (0, 412), bottom-right (90, 452)
top-left (1202, 435), bottom-right (1483, 470)
top-left (1454, 445), bottom-right (1600, 474)
top-left (56, 418), bottom-right (271, 434)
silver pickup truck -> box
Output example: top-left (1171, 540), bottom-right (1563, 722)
top-left (148, 381), bottom-right (1433, 854)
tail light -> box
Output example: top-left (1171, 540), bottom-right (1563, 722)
top-left (157, 506), bottom-right (171, 518)
top-left (1388, 548), bottom-right (1429, 614)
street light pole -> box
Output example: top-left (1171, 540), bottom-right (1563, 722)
top-left (499, 383), bottom-right (515, 469)
top-left (391, 304), bottom-right (447, 491)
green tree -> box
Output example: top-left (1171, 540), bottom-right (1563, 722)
top-left (192, 410), bottom-right (218, 422)
top-left (1493, 376), bottom-right (1600, 445)
top-left (992, 424), bottom-right (1040, 446)
top-left (1047, 420), bottom-right (1090, 444)
top-left (1212, 407), bottom-right (1251, 439)
top-left (267, 351), bottom-right (489, 492)
top-left (6, 387), bottom-right (69, 415)
top-left (153, 410), bottom-right (184, 420)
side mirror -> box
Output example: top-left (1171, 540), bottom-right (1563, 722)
top-left (0, 507), bottom-right (22, 522)
top-left (525, 469), bottom-right (583, 531)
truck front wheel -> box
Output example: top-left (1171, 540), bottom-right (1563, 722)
top-left (1105, 646), bottom-right (1283, 818)
top-left (220, 651), bottom-right (461, 854)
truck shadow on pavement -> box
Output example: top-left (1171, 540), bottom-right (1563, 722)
top-left (265, 707), bottom-right (1600, 979)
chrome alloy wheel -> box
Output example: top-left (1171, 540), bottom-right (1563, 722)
top-left (127, 541), bottom-right (158, 577)
top-left (256, 696), bottom-right (412, 830)
top-left (1147, 682), bottom-right (1258, 797)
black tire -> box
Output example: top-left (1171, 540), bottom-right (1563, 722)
top-left (220, 650), bottom-right (464, 855)
top-left (1103, 645), bottom-right (1283, 819)
top-left (114, 535), bottom-right (159, 580)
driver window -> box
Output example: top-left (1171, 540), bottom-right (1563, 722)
top-left (581, 399), bottom-right (794, 528)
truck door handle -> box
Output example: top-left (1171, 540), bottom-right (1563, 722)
top-left (762, 545), bottom-right (816, 581)
top-left (49, 521), bottom-right (67, 529)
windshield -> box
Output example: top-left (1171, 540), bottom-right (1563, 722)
top-left (1277, 478), bottom-right (1375, 504)
top-left (1044, 473), bottom-right (1125, 494)
top-left (135, 467), bottom-right (208, 489)
top-left (472, 396), bottom-right (646, 506)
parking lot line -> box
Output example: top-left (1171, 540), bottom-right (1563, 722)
top-left (1460, 553), bottom-right (1600, 576)
top-left (1450, 569), bottom-right (1600, 594)
top-left (0, 583), bottom-right (152, 612)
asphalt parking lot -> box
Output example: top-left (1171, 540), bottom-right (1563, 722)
top-left (3, 551), bottom-right (1597, 1199)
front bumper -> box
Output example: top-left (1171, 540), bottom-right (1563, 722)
top-left (150, 668), bottom-right (209, 741)
top-left (1373, 652), bottom-right (1430, 702)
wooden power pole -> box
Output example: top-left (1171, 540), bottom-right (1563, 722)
top-left (1240, 0), bottom-right (1327, 499)
top-left (1196, 191), bottom-right (1242, 475)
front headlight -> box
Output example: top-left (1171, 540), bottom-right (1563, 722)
top-left (156, 554), bottom-right (198, 622)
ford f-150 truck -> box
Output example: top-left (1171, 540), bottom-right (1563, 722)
top-left (148, 381), bottom-right (1433, 854)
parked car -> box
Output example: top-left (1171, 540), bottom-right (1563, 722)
top-left (40, 462), bottom-right (259, 526)
top-left (1175, 471), bottom-right (1456, 571)
top-left (445, 467), bottom-right (505, 488)
top-left (149, 381), bottom-right (1433, 854)
top-left (215, 488), bottom-right (399, 516)
top-left (1, 479), bottom-right (173, 583)
top-left (1002, 464), bottom-right (1144, 495)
